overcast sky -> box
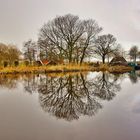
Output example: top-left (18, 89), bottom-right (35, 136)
top-left (0, 0), bottom-right (140, 50)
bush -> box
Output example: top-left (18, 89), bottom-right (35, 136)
top-left (3, 61), bottom-right (8, 67)
top-left (24, 61), bottom-right (29, 66)
top-left (14, 61), bottom-right (19, 67)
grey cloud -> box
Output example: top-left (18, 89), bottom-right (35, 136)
top-left (0, 0), bottom-right (139, 49)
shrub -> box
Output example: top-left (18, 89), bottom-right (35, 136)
top-left (24, 61), bottom-right (30, 66)
top-left (3, 61), bottom-right (8, 67)
top-left (14, 61), bottom-right (19, 67)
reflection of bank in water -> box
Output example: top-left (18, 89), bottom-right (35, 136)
top-left (129, 70), bottom-right (140, 84)
top-left (135, 70), bottom-right (140, 77)
top-left (0, 72), bottom-right (122, 121)
top-left (0, 74), bottom-right (20, 89)
top-left (46, 71), bottom-right (88, 77)
top-left (37, 72), bottom-right (121, 121)
top-left (128, 62), bottom-right (140, 70)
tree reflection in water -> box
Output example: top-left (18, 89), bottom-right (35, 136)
top-left (129, 71), bottom-right (139, 84)
top-left (38, 74), bottom-right (102, 121)
top-left (0, 74), bottom-right (19, 89)
top-left (36, 72), bottom-right (121, 121)
top-left (23, 74), bottom-right (40, 94)
top-left (0, 72), bottom-right (127, 121)
top-left (93, 73), bottom-right (121, 100)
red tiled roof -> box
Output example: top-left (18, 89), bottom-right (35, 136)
top-left (41, 59), bottom-right (50, 65)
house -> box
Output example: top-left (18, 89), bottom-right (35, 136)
top-left (42, 59), bottom-right (57, 65)
top-left (36, 59), bottom-right (58, 66)
top-left (109, 56), bottom-right (128, 66)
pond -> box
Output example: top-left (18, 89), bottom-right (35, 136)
top-left (0, 71), bottom-right (140, 140)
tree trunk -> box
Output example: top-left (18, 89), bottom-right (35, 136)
top-left (80, 55), bottom-right (84, 65)
top-left (134, 55), bottom-right (137, 63)
top-left (68, 45), bottom-right (73, 63)
top-left (69, 55), bottom-right (72, 63)
top-left (80, 47), bottom-right (87, 65)
top-left (102, 55), bottom-right (105, 64)
top-left (107, 55), bottom-right (109, 63)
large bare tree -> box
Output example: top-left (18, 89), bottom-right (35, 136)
top-left (38, 14), bottom-right (102, 63)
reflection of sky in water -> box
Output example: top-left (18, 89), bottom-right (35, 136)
top-left (129, 95), bottom-right (140, 114)
top-left (0, 72), bottom-right (140, 140)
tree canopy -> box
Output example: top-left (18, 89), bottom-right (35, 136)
top-left (93, 34), bottom-right (118, 63)
top-left (0, 43), bottom-right (21, 66)
top-left (129, 45), bottom-right (138, 62)
top-left (38, 14), bottom-right (102, 63)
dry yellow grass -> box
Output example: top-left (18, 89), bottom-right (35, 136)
top-left (91, 64), bottom-right (133, 73)
top-left (0, 63), bottom-right (133, 75)
top-left (0, 64), bottom-right (91, 74)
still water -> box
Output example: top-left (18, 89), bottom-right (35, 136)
top-left (0, 71), bottom-right (140, 140)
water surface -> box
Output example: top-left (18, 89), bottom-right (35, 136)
top-left (0, 71), bottom-right (140, 140)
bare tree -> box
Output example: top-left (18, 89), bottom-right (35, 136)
top-left (79, 19), bottom-right (102, 64)
top-left (129, 45), bottom-right (138, 62)
top-left (38, 14), bottom-right (102, 63)
top-left (7, 45), bottom-right (21, 66)
top-left (23, 39), bottom-right (37, 64)
top-left (138, 51), bottom-right (140, 61)
top-left (93, 34), bottom-right (118, 63)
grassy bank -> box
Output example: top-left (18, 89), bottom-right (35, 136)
top-left (109, 65), bottom-right (134, 73)
top-left (90, 64), bottom-right (133, 73)
top-left (0, 64), bottom-right (91, 74)
top-left (0, 64), bottom-right (133, 75)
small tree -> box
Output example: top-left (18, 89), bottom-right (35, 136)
top-left (129, 46), bottom-right (138, 62)
top-left (3, 61), bottom-right (8, 67)
top-left (7, 45), bottom-right (21, 66)
top-left (138, 51), bottom-right (140, 61)
top-left (23, 39), bottom-right (37, 64)
top-left (24, 60), bottom-right (30, 66)
top-left (14, 61), bottom-right (19, 67)
top-left (0, 44), bottom-right (20, 66)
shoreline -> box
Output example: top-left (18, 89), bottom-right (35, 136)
top-left (0, 64), bottom-right (134, 75)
